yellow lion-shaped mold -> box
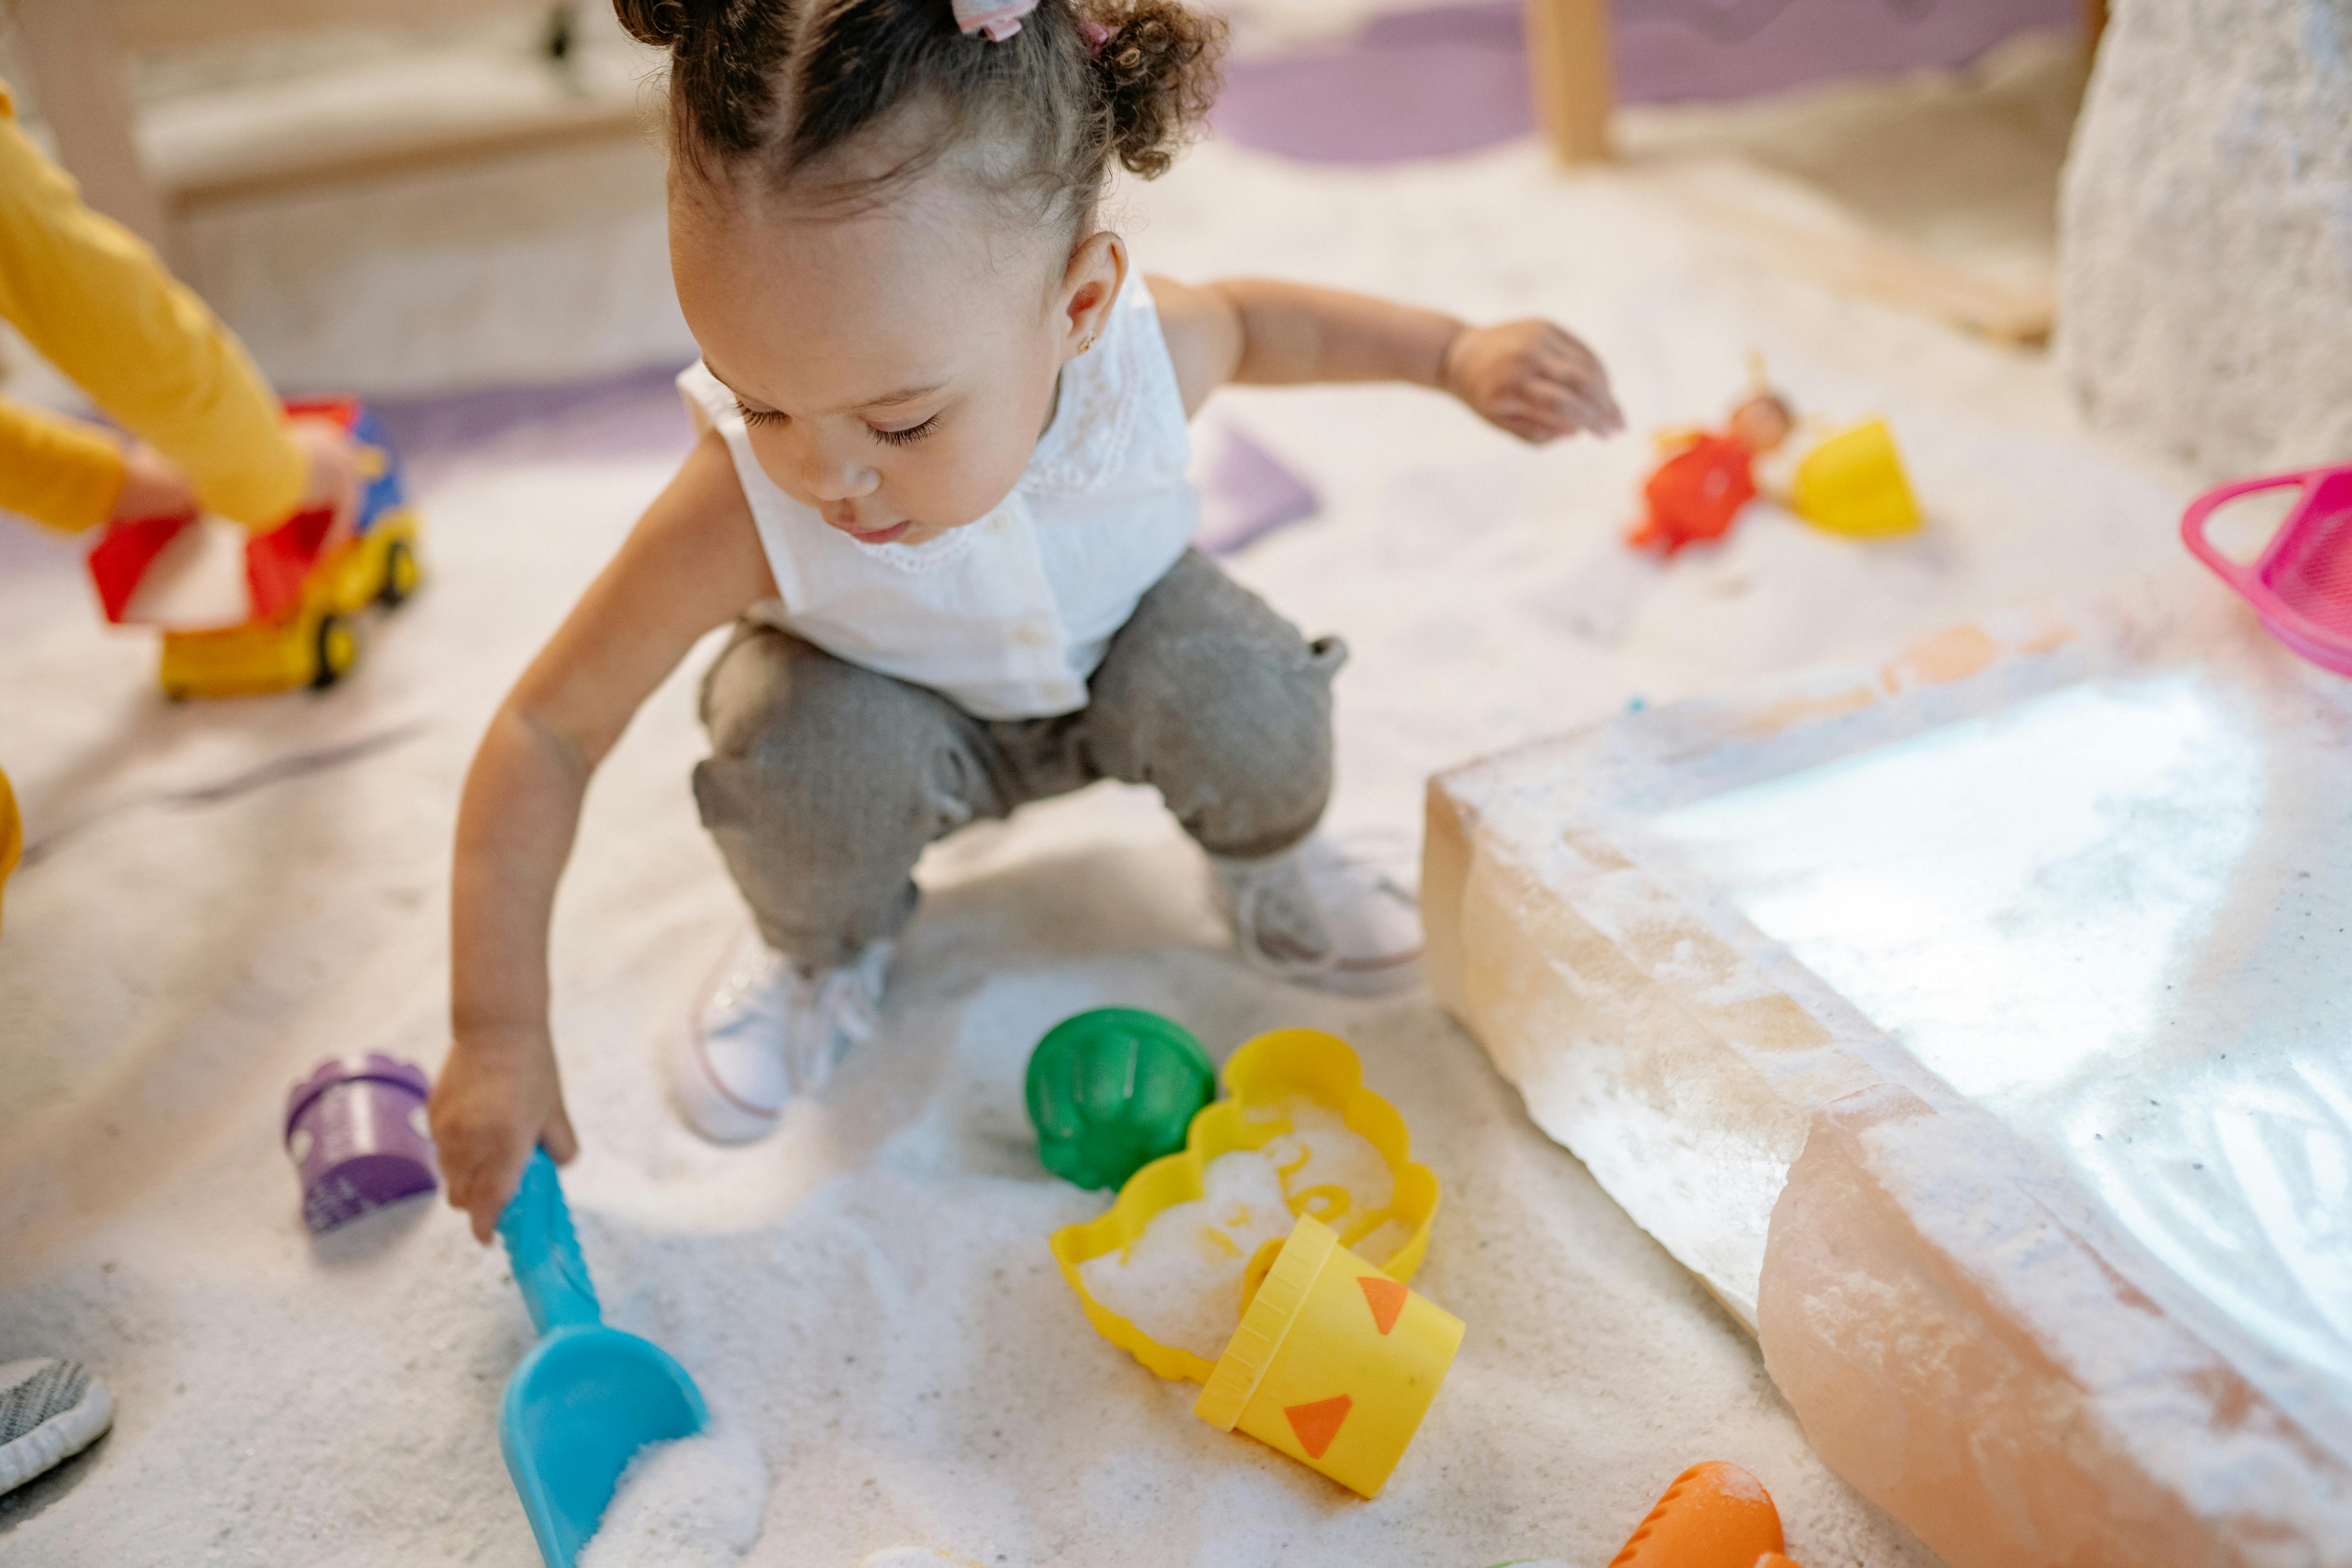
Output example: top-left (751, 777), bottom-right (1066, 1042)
top-left (1047, 1028), bottom-right (1442, 1383)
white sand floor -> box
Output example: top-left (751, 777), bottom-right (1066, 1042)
top-left (0, 133), bottom-right (2193, 1565)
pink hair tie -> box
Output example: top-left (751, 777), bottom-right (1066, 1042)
top-left (952, 0), bottom-right (1038, 40)
top-left (1079, 17), bottom-right (1112, 51)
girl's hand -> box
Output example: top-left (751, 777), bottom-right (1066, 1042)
top-left (1441, 320), bottom-right (1624, 445)
top-left (108, 443), bottom-right (199, 524)
top-left (428, 1026), bottom-right (580, 1244)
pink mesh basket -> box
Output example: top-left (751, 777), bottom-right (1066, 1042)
top-left (2181, 465), bottom-right (2352, 677)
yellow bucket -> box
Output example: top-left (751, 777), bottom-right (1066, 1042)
top-left (1791, 419), bottom-right (1922, 539)
top-left (1193, 1214), bottom-right (1464, 1498)
top-left (1049, 1029), bottom-right (1442, 1384)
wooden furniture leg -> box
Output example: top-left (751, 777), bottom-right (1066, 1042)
top-left (9, 0), bottom-right (176, 261)
top-left (1524, 0), bottom-right (1613, 164)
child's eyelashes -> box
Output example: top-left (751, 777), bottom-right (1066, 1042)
top-left (870, 415), bottom-right (940, 448)
top-left (732, 399), bottom-right (936, 448)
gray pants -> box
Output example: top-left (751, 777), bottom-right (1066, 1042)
top-left (693, 551), bottom-right (1345, 967)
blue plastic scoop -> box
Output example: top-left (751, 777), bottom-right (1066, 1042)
top-left (495, 1150), bottom-right (708, 1567)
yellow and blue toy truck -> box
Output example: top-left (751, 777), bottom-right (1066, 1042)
top-left (87, 397), bottom-right (423, 700)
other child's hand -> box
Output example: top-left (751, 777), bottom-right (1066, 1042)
top-left (428, 1026), bottom-right (579, 1244)
top-left (107, 443), bottom-right (199, 524)
top-left (289, 415), bottom-right (362, 551)
top-left (1441, 319), bottom-right (1624, 445)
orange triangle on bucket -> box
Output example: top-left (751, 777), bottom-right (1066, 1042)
top-left (1358, 1275), bottom-right (1407, 1335)
top-left (1284, 1394), bottom-right (1353, 1459)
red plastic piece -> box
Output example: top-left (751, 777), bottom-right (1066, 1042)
top-left (282, 395), bottom-right (361, 430)
top-left (244, 391), bottom-right (358, 622)
top-left (244, 507), bottom-right (336, 622)
top-left (83, 391), bottom-right (356, 628)
top-left (87, 513), bottom-right (195, 624)
top-left (1629, 433), bottom-right (1757, 556)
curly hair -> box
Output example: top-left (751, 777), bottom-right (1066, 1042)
top-left (615, 0), bottom-right (1225, 228)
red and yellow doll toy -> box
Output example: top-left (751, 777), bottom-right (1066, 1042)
top-left (1627, 367), bottom-right (1795, 557)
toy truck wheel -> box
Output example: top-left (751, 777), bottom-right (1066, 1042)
top-left (313, 614), bottom-right (359, 689)
top-left (380, 539), bottom-right (420, 606)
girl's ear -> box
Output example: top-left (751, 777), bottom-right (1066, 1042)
top-left (1058, 231), bottom-right (1128, 359)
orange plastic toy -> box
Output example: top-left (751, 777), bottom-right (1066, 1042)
top-left (1609, 1462), bottom-right (1788, 1568)
top-left (1483, 1459), bottom-right (1807, 1568)
top-left (1627, 364), bottom-right (1794, 557)
top-left (1486, 1457), bottom-right (1797, 1568)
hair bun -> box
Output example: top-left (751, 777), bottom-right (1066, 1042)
top-left (1094, 1), bottom-right (1228, 180)
top-left (614, 0), bottom-right (704, 47)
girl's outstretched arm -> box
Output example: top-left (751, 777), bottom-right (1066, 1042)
top-left (431, 430), bottom-right (774, 1241)
top-left (1150, 274), bottom-right (1622, 445)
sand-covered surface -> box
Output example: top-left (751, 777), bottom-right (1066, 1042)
top-left (0, 69), bottom-right (2192, 1568)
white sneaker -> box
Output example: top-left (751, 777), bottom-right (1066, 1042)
top-left (1211, 832), bottom-right (1424, 997)
top-left (666, 928), bottom-right (893, 1144)
top-left (0, 1358), bottom-right (113, 1495)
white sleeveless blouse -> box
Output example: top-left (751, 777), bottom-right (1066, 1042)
top-left (677, 272), bottom-right (1197, 720)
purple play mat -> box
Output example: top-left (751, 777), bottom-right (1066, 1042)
top-left (1215, 0), bottom-right (2078, 164)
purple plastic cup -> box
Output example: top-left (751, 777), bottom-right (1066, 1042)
top-left (283, 1054), bottom-right (439, 1233)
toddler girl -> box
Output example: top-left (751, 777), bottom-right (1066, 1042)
top-left (431, 0), bottom-right (1621, 1237)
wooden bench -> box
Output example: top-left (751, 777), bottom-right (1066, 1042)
top-left (1522, 0), bottom-right (2109, 164)
top-left (1520, 0), bottom-right (2111, 345)
top-left (6, 0), bottom-right (636, 263)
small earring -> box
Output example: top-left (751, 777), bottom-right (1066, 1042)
top-left (1078, 334), bottom-right (1097, 356)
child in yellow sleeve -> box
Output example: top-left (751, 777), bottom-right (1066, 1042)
top-left (0, 82), bottom-right (368, 1495)
top-left (0, 79), bottom-right (355, 537)
top-left (0, 78), bottom-right (364, 956)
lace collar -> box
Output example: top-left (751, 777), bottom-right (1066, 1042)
top-left (1019, 284), bottom-right (1142, 498)
top-left (848, 514), bottom-right (990, 573)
